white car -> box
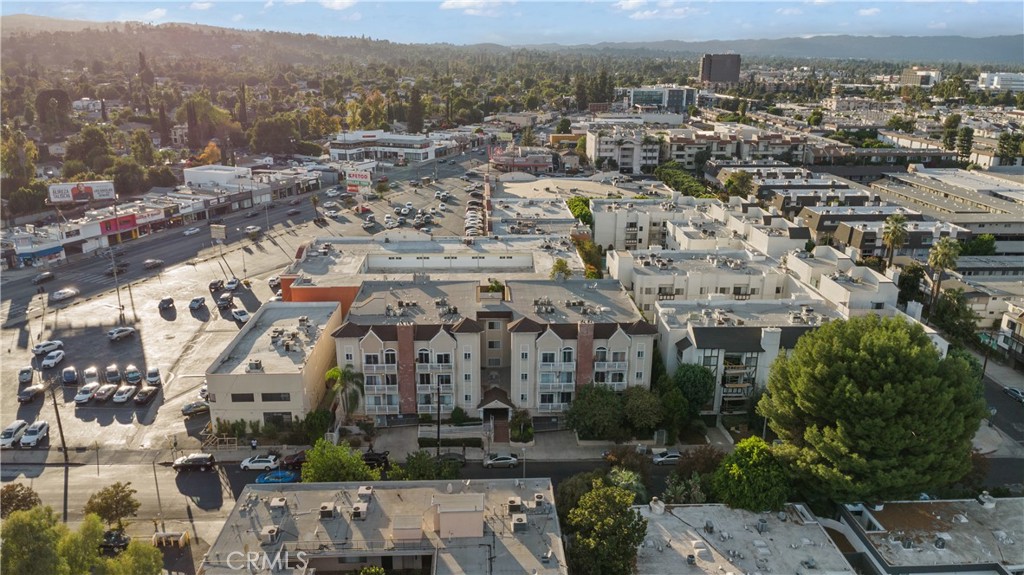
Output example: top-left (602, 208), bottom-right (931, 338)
top-left (325, 210), bottom-right (340, 218)
top-left (231, 309), bottom-right (251, 323)
top-left (0, 420), bottom-right (29, 448)
top-left (75, 382), bottom-right (101, 404)
top-left (244, 225), bottom-right (261, 234)
top-left (183, 227), bottom-right (201, 236)
top-left (112, 386), bottom-right (138, 403)
top-left (240, 455), bottom-right (279, 471)
top-left (404, 202), bottom-right (414, 210)
top-left (82, 366), bottom-right (100, 385)
top-left (226, 278), bottom-right (241, 291)
top-left (51, 288), bottom-right (79, 302)
top-left (145, 367), bottom-right (162, 386)
top-left (322, 201), bottom-right (339, 209)
top-left (19, 421), bottom-right (49, 448)
top-left (32, 340), bottom-right (63, 355)
top-left (107, 327), bottom-right (137, 341)
top-left (325, 189), bottom-right (341, 198)
top-left (399, 207), bottom-right (410, 216)
top-left (41, 350), bottom-right (66, 368)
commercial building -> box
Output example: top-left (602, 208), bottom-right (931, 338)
top-left (331, 279), bottom-right (656, 422)
top-left (487, 145), bottom-right (555, 174)
top-left (614, 84), bottom-right (698, 114)
top-left (835, 496), bottom-right (1024, 574)
top-left (328, 130), bottom-right (436, 164)
top-left (899, 67), bottom-right (942, 87)
top-left (977, 72), bottom-right (1024, 92)
top-left (698, 53), bottom-right (741, 86)
top-left (201, 479), bottom-right (568, 575)
top-left (205, 302), bottom-right (343, 427)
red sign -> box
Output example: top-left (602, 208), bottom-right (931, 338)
top-left (100, 214), bottom-right (138, 234)
top-left (347, 184), bottom-right (360, 193)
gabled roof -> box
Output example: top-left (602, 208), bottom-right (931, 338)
top-left (450, 317), bottom-right (484, 333)
top-left (675, 337), bottom-right (693, 352)
top-left (691, 327), bottom-right (765, 353)
top-left (367, 325), bottom-right (397, 342)
top-left (623, 320), bottom-right (658, 336)
top-left (548, 324), bottom-right (578, 340)
top-left (779, 326), bottom-right (814, 349)
top-left (477, 386), bottom-right (514, 410)
top-left (415, 325), bottom-right (444, 340)
top-left (592, 323), bottom-right (619, 340)
top-left (788, 227), bottom-right (812, 240)
top-left (331, 322), bottom-right (367, 338)
top-left (508, 317), bottom-right (543, 333)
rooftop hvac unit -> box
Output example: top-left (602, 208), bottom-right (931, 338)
top-left (352, 503), bottom-right (368, 520)
top-left (269, 497), bottom-right (288, 511)
top-left (357, 485), bottom-right (374, 501)
top-left (508, 497), bottom-right (523, 514)
top-left (534, 493), bottom-right (545, 504)
top-left (319, 503), bottom-right (337, 519)
top-left (247, 359), bottom-right (264, 372)
top-left (259, 526), bottom-right (280, 545)
top-left (511, 514), bottom-right (528, 533)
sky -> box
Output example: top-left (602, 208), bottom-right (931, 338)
top-left (3, 1), bottom-right (1022, 46)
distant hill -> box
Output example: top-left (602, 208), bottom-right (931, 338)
top-left (1, 14), bottom-right (1020, 65)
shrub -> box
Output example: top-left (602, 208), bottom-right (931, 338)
top-left (419, 414), bottom-right (433, 424)
top-left (449, 406), bottom-right (469, 426)
top-left (248, 420), bottom-right (262, 437)
top-left (263, 422), bottom-right (280, 440)
top-left (418, 437), bottom-right (483, 448)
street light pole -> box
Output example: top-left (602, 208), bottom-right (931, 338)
top-left (521, 447), bottom-right (526, 479)
top-left (436, 376), bottom-right (442, 458)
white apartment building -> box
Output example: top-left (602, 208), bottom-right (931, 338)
top-left (331, 279), bottom-right (656, 423)
top-left (786, 247), bottom-right (899, 316)
top-left (590, 196), bottom-right (721, 251)
top-left (658, 125), bottom-right (808, 170)
top-left (205, 302), bottom-right (343, 427)
top-left (977, 72), bottom-right (1024, 92)
top-left (584, 124), bottom-right (662, 174)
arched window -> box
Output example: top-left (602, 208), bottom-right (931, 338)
top-left (561, 346), bottom-right (574, 364)
top-left (594, 347), bottom-right (608, 363)
top-left (384, 348), bottom-right (397, 365)
top-left (417, 348), bottom-right (431, 363)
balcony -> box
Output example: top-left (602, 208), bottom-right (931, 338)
top-left (417, 404), bottom-right (454, 414)
top-left (722, 382), bottom-right (753, 397)
top-left (416, 383), bottom-right (454, 394)
top-left (596, 382), bottom-right (627, 392)
top-left (539, 362), bottom-right (575, 372)
top-left (539, 382), bottom-right (576, 392)
top-left (538, 403), bottom-right (569, 413)
top-left (416, 363), bottom-right (453, 373)
top-left (593, 361), bottom-right (627, 371)
top-left (365, 404), bottom-right (399, 415)
top-left (364, 384), bottom-right (398, 394)
top-left (363, 364), bottom-right (396, 374)
top-left (723, 363), bottom-right (751, 374)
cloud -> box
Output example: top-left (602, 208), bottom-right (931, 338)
top-left (320, 0), bottom-right (355, 9)
top-left (927, 21), bottom-right (947, 29)
top-left (142, 8), bottom-right (167, 20)
top-left (232, 13), bottom-right (244, 21)
top-left (857, 7), bottom-right (880, 16)
top-left (613, 0), bottom-right (647, 9)
top-left (627, 6), bottom-right (705, 19)
top-left (439, 0), bottom-right (517, 17)
top-left (190, 2), bottom-right (213, 9)
top-left (776, 7), bottom-right (802, 15)
top-left (282, 0), bottom-right (305, 4)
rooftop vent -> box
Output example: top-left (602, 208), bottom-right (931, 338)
top-left (247, 359), bottom-right (264, 372)
top-left (511, 514), bottom-right (528, 533)
top-left (319, 502), bottom-right (337, 519)
top-left (269, 497), bottom-right (287, 511)
top-left (259, 526), bottom-right (280, 545)
top-left (508, 497), bottom-right (523, 514)
top-left (352, 502), bottom-right (368, 520)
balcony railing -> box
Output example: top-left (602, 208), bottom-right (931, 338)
top-left (593, 361), bottom-right (627, 371)
top-left (539, 362), bottom-right (575, 372)
top-left (723, 363), bottom-right (752, 374)
top-left (722, 383), bottom-right (753, 397)
top-left (415, 363), bottom-right (453, 372)
top-left (538, 382), bottom-right (576, 392)
top-left (596, 382), bottom-right (627, 392)
top-left (417, 404), bottom-right (454, 414)
top-left (538, 403), bottom-right (569, 412)
top-left (364, 384), bottom-right (397, 394)
top-left (416, 384), bottom-right (454, 394)
top-left (363, 364), bottom-right (396, 374)
top-left (365, 404), bottom-right (399, 415)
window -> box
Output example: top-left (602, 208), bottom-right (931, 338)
top-left (541, 352), bottom-right (555, 363)
top-left (521, 394), bottom-right (528, 402)
top-left (417, 349), bottom-right (430, 363)
top-left (637, 345), bottom-right (645, 359)
top-left (418, 373), bottom-right (431, 386)
top-left (464, 374), bottom-right (472, 382)
top-left (263, 412), bottom-right (290, 426)
top-left (261, 393), bottom-right (291, 402)
top-left (487, 340), bottom-right (501, 349)
top-left (363, 353), bottom-right (380, 365)
top-left (521, 373), bottom-right (529, 381)
top-left (487, 321), bottom-right (501, 330)
top-left (487, 358), bottom-right (500, 367)
top-left (539, 372), bottom-right (555, 384)
top-left (611, 372), bottom-right (625, 383)
top-left (594, 371), bottom-right (607, 383)
top-left (364, 375), bottom-right (380, 387)
top-left (594, 347), bottom-right (607, 362)
top-left (464, 352), bottom-right (472, 360)
top-left (521, 351), bottom-right (529, 360)
top-left (384, 374), bottom-right (397, 386)
top-left (344, 346), bottom-right (354, 362)
top-left (561, 347), bottom-right (574, 363)
top-left (384, 349), bottom-right (397, 364)
top-left (436, 353), bottom-right (451, 365)
top-left (465, 394), bottom-right (472, 402)
top-left (611, 351), bottom-right (626, 362)
top-left (540, 393), bottom-right (554, 405)
top-left (231, 393), bottom-right (255, 402)
top-left (635, 372), bottom-right (643, 381)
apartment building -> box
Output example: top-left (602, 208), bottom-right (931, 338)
top-left (584, 124), bottom-right (661, 174)
top-left (785, 246), bottom-right (900, 316)
top-left (202, 479), bottom-right (568, 575)
top-left (834, 219), bottom-right (972, 262)
top-left (997, 301), bottom-right (1024, 370)
top-left (795, 205), bottom-right (927, 243)
top-left (331, 279), bottom-right (655, 422)
top-left (590, 196), bottom-right (721, 251)
top-left (205, 302), bottom-right (343, 427)
top-left (659, 126), bottom-right (807, 171)
top-left (940, 255), bottom-right (1024, 329)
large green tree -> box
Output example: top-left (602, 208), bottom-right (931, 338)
top-left (248, 114), bottom-right (299, 154)
top-left (129, 129), bottom-right (155, 167)
top-left (0, 483), bottom-right (41, 519)
top-left (2, 506), bottom-right (71, 575)
top-left (758, 315), bottom-right (986, 503)
top-left (622, 386), bottom-right (663, 437)
top-left (712, 437), bottom-right (789, 511)
top-left (84, 482), bottom-right (141, 530)
top-left (669, 364), bottom-right (716, 423)
top-left (1, 125), bottom-right (38, 192)
top-left (65, 126), bottom-right (113, 171)
top-left (567, 480), bottom-right (647, 575)
top-left (956, 126), bottom-right (975, 162)
top-left (555, 470), bottom-right (607, 525)
top-left (724, 170), bottom-right (755, 197)
top-left (301, 438), bottom-right (379, 483)
top-left (566, 384), bottom-right (625, 441)
top-left (897, 261), bottom-right (927, 305)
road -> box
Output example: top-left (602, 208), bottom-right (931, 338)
top-left (984, 374), bottom-right (1024, 443)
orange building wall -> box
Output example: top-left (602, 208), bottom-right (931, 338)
top-left (281, 275), bottom-right (360, 319)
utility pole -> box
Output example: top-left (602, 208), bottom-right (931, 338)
top-left (436, 375), bottom-right (442, 458)
top-left (48, 380), bottom-right (70, 522)
top-left (109, 249), bottom-right (125, 324)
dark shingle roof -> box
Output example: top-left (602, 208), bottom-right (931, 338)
top-left (624, 320), bottom-right (658, 335)
top-left (450, 317), bottom-right (484, 333)
top-left (675, 337), bottom-right (692, 352)
top-left (508, 317), bottom-right (543, 332)
top-left (691, 327), bottom-right (765, 352)
top-left (548, 324), bottom-right (579, 339)
top-left (779, 326), bottom-right (815, 349)
top-left (331, 322), bottom-right (367, 338)
top-left (788, 227), bottom-right (812, 240)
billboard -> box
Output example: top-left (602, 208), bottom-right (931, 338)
top-left (345, 170), bottom-right (372, 185)
top-left (48, 181), bottom-right (116, 203)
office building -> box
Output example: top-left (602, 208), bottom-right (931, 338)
top-left (699, 53), bottom-right (741, 86)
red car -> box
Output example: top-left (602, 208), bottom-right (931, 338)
top-left (377, 176), bottom-right (389, 183)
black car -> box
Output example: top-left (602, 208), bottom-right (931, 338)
top-left (158, 297), bottom-right (175, 310)
top-left (134, 387), bottom-right (159, 405)
top-left (435, 452), bottom-right (467, 467)
top-left (362, 450), bottom-right (390, 470)
top-left (245, 211), bottom-right (259, 218)
top-left (99, 530), bottom-right (131, 554)
top-left (209, 217), bottom-right (225, 225)
top-left (281, 450), bottom-right (307, 470)
top-left (17, 384), bottom-right (45, 403)
top-left (287, 208), bottom-right (301, 216)
top-left (105, 263), bottom-right (129, 275)
top-left (209, 279), bottom-right (225, 292)
top-left (172, 453), bottom-right (216, 472)
top-left (31, 272), bottom-right (55, 284)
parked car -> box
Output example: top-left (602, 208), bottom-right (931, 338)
top-left (362, 450), bottom-right (391, 469)
top-left (483, 453), bottom-right (518, 469)
top-left (74, 382), bottom-right (101, 404)
top-left (325, 189), bottom-right (340, 198)
top-left (183, 227), bottom-right (201, 236)
top-left (244, 211), bottom-right (259, 218)
top-left (143, 259), bottom-right (164, 269)
top-left (112, 386), bottom-right (138, 404)
top-left (189, 297), bottom-right (206, 310)
top-left (158, 296), bottom-right (175, 310)
top-left (268, 276), bottom-right (281, 290)
top-left (225, 278), bottom-right (241, 291)
top-left (61, 366), bottom-right (79, 385)
top-left (107, 327), bottom-right (136, 341)
top-left (32, 271), bottom-right (55, 284)
top-left (104, 364), bottom-right (121, 384)
top-left (652, 450), bottom-right (681, 466)
top-left (0, 420), bottom-right (29, 448)
top-left (181, 401), bottom-right (210, 417)
top-left (172, 453), bottom-right (216, 472)
top-left (19, 421), bottom-right (49, 448)
top-left (231, 309), bottom-right (251, 323)
top-left (1004, 387), bottom-right (1024, 403)
top-left (281, 450), bottom-right (307, 470)
top-left (123, 364), bottom-right (143, 385)
top-left (17, 384), bottom-right (46, 403)
top-left (435, 452), bottom-right (467, 467)
top-left (93, 383), bottom-right (119, 402)
top-left (41, 350), bottom-right (66, 368)
top-left (133, 387), bottom-right (159, 405)
top-left (244, 225), bottom-right (261, 234)
top-left (288, 198), bottom-right (301, 205)
top-left (32, 340), bottom-right (63, 355)
top-left (99, 530), bottom-right (131, 554)
top-left (240, 455), bottom-right (280, 471)
top-left (208, 279), bottom-right (225, 292)
top-left (217, 293), bottom-right (234, 309)
top-left (18, 366), bottom-right (34, 385)
top-left (145, 367), bottom-right (162, 386)
top-left (51, 288), bottom-right (79, 302)
top-left (82, 366), bottom-right (99, 385)
top-left (256, 470), bottom-right (300, 484)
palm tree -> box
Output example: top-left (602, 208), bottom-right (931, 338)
top-left (326, 365), bottom-right (364, 423)
top-left (310, 194), bottom-right (320, 218)
top-left (927, 237), bottom-right (961, 314)
top-left (882, 213), bottom-right (909, 268)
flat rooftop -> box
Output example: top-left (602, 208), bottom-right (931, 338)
top-left (207, 302), bottom-right (338, 375)
top-left (874, 174), bottom-right (1024, 218)
top-left (658, 298), bottom-right (844, 330)
top-left (636, 503), bottom-right (855, 575)
top-left (346, 279), bottom-right (642, 326)
top-left (501, 177), bottom-right (671, 200)
top-left (624, 250), bottom-right (780, 278)
top-left (489, 197), bottom-right (580, 236)
top-left (201, 479), bottom-right (567, 575)
top-left (848, 498), bottom-right (1024, 569)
